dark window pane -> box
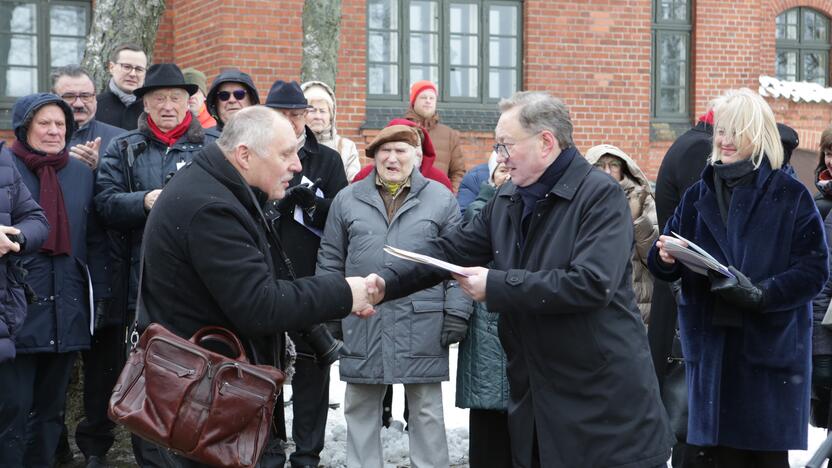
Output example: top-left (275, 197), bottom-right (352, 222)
top-left (489, 37), bottom-right (516, 67)
top-left (368, 31), bottom-right (398, 62)
top-left (659, 33), bottom-right (686, 61)
top-left (659, 88), bottom-right (682, 114)
top-left (775, 51), bottom-right (797, 81)
top-left (51, 37), bottom-right (85, 67)
top-left (410, 0), bottom-right (438, 32)
top-left (803, 51), bottom-right (827, 85)
top-left (410, 32), bottom-right (438, 64)
top-left (489, 68), bottom-right (516, 99)
top-left (410, 65), bottom-right (439, 86)
top-left (0, 3), bottom-right (36, 34)
top-left (450, 66), bottom-right (477, 97)
top-left (368, 0), bottom-right (398, 30)
top-left (489, 5), bottom-right (517, 36)
top-left (450, 35), bottom-right (478, 66)
top-left (2, 66), bottom-right (37, 96)
top-left (369, 64), bottom-right (398, 95)
top-left (803, 10), bottom-right (829, 42)
top-left (660, 60), bottom-right (685, 87)
top-left (449, 3), bottom-right (478, 34)
top-left (50, 4), bottom-right (87, 37)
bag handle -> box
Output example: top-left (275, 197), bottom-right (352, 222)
top-left (191, 326), bottom-right (249, 363)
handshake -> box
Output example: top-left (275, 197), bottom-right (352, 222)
top-left (345, 274), bottom-right (386, 318)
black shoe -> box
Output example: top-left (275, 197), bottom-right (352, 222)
top-left (55, 439), bottom-right (74, 465)
top-left (85, 455), bottom-right (106, 468)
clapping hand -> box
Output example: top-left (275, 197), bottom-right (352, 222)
top-left (69, 137), bottom-right (101, 170)
top-left (452, 266), bottom-right (489, 302)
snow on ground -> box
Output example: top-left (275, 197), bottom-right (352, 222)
top-left (283, 345), bottom-right (831, 467)
top-left (283, 345), bottom-right (470, 467)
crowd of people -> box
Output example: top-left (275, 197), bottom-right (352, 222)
top-left (0, 39), bottom-right (829, 468)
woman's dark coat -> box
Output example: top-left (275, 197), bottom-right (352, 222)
top-left (648, 159), bottom-right (828, 450)
top-left (381, 152), bottom-right (674, 468)
top-left (0, 143), bottom-right (48, 362)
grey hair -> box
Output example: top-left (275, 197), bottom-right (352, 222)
top-left (498, 91), bottom-right (573, 150)
top-left (50, 65), bottom-right (93, 92)
top-left (217, 106), bottom-right (289, 157)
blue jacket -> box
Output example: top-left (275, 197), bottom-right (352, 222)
top-left (7, 92), bottom-right (108, 354)
top-left (648, 159), bottom-right (828, 450)
top-left (70, 119), bottom-right (125, 157)
top-left (456, 163), bottom-right (488, 214)
top-left (0, 142), bottom-right (48, 362)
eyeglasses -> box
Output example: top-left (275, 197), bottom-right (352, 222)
top-left (594, 161), bottom-right (622, 171)
top-left (116, 63), bottom-right (147, 74)
top-left (60, 92), bottom-right (95, 103)
top-left (217, 89), bottom-right (247, 101)
top-left (493, 132), bottom-right (540, 162)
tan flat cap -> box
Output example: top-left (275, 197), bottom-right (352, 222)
top-left (365, 125), bottom-right (421, 158)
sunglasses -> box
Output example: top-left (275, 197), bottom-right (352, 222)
top-left (217, 89), bottom-right (247, 101)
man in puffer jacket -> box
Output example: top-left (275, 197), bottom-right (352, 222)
top-left (0, 141), bottom-right (48, 364)
top-left (586, 144), bottom-right (659, 324)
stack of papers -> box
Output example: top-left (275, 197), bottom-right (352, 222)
top-left (663, 232), bottom-right (733, 278)
top-left (383, 245), bottom-right (471, 277)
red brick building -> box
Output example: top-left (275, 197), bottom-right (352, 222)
top-left (3, 0), bottom-right (832, 182)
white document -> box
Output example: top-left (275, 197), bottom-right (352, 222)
top-left (383, 245), bottom-right (471, 277)
top-left (663, 231), bottom-right (733, 278)
top-left (293, 175), bottom-right (324, 237)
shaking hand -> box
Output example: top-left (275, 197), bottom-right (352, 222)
top-left (346, 276), bottom-right (375, 318)
top-left (452, 266), bottom-right (489, 302)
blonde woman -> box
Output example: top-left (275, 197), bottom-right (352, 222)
top-left (648, 88), bottom-right (828, 467)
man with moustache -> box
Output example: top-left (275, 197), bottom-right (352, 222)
top-left (52, 66), bottom-right (123, 171)
top-left (95, 43), bottom-right (147, 131)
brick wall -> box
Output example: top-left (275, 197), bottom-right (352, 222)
top-left (7, 0), bottom-right (832, 180)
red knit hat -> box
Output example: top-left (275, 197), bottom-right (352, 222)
top-left (410, 80), bottom-right (438, 107)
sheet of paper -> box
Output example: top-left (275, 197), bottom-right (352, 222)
top-left (665, 232), bottom-right (733, 277)
top-left (292, 175), bottom-right (324, 237)
top-left (383, 245), bottom-right (471, 277)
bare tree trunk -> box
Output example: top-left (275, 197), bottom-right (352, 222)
top-left (81, 0), bottom-right (166, 91)
top-left (301, 0), bottom-right (342, 88)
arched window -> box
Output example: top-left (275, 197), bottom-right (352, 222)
top-left (775, 7), bottom-right (830, 85)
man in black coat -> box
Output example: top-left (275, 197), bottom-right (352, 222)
top-left (94, 43), bottom-right (146, 131)
top-left (368, 91), bottom-right (673, 468)
top-left (139, 106), bottom-right (376, 467)
top-left (264, 79), bottom-right (349, 468)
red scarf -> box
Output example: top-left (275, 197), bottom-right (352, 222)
top-left (11, 140), bottom-right (71, 256)
top-left (147, 112), bottom-right (193, 147)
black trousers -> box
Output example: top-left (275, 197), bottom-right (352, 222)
top-left (74, 325), bottom-right (125, 457)
top-left (684, 445), bottom-right (788, 468)
top-left (288, 356), bottom-right (330, 467)
top-left (0, 352), bottom-right (76, 468)
top-left (469, 409), bottom-right (511, 468)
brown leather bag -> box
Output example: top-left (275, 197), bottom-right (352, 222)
top-left (108, 323), bottom-right (286, 467)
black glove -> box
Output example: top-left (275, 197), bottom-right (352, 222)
top-left (325, 320), bottom-right (343, 341)
top-left (440, 315), bottom-right (469, 347)
top-left (93, 300), bottom-right (110, 331)
top-left (709, 266), bottom-right (766, 312)
top-left (275, 184), bottom-right (317, 215)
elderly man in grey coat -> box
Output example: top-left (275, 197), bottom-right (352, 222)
top-left (317, 124), bottom-right (471, 468)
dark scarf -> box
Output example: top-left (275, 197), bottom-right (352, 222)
top-left (11, 140), bottom-right (71, 256)
top-left (515, 146), bottom-right (576, 240)
top-left (147, 112), bottom-right (193, 147)
top-left (712, 159), bottom-right (757, 225)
